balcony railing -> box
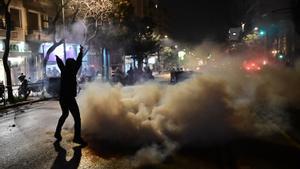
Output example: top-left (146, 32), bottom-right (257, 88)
top-left (25, 30), bottom-right (52, 42)
top-left (0, 28), bottom-right (25, 41)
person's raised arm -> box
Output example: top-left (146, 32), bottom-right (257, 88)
top-left (75, 45), bottom-right (84, 72)
top-left (56, 55), bottom-right (64, 71)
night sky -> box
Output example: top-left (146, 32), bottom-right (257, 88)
top-left (160, 0), bottom-right (233, 44)
top-left (159, 0), bottom-right (292, 44)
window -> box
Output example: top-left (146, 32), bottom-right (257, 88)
top-left (28, 11), bottom-right (39, 32)
top-left (10, 8), bottom-right (22, 28)
top-left (41, 14), bottom-right (49, 30)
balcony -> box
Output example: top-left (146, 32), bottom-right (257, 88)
top-left (23, 0), bottom-right (56, 15)
top-left (25, 30), bottom-right (52, 42)
top-left (0, 28), bottom-right (25, 41)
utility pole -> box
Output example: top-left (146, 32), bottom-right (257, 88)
top-left (62, 0), bottom-right (67, 62)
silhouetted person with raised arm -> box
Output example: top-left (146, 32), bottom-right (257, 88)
top-left (54, 45), bottom-right (86, 145)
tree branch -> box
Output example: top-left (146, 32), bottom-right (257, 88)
top-left (43, 39), bottom-right (64, 66)
top-left (71, 7), bottom-right (79, 23)
top-left (7, 0), bottom-right (12, 6)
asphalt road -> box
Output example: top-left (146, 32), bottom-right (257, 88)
top-left (0, 101), bottom-right (300, 169)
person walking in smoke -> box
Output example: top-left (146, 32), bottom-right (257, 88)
top-left (54, 45), bottom-right (86, 145)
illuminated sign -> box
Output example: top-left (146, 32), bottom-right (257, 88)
top-left (0, 41), bottom-right (26, 52)
top-left (39, 43), bottom-right (82, 62)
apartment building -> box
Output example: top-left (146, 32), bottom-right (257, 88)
top-left (1, 0), bottom-right (30, 85)
top-left (0, 0), bottom-right (54, 84)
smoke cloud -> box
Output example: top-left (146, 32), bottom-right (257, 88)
top-left (77, 51), bottom-right (300, 166)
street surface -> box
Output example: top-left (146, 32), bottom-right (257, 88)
top-left (0, 100), bottom-right (300, 169)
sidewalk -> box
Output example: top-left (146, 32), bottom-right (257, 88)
top-left (0, 96), bottom-right (48, 111)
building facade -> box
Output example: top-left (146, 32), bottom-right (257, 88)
top-left (0, 0), bottom-right (82, 85)
top-left (229, 0), bottom-right (298, 64)
top-left (1, 0), bottom-right (32, 85)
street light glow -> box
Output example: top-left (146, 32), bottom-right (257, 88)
top-left (259, 30), bottom-right (266, 36)
top-left (178, 50), bottom-right (186, 61)
top-left (279, 54), bottom-right (284, 59)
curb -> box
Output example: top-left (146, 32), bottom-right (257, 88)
top-left (0, 98), bottom-right (51, 111)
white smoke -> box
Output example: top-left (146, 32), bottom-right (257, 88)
top-left (77, 57), bottom-right (300, 166)
top-left (132, 140), bottom-right (177, 167)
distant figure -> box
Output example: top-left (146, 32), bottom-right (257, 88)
top-left (126, 66), bottom-right (134, 85)
top-left (0, 81), bottom-right (5, 103)
top-left (170, 68), bottom-right (177, 84)
top-left (18, 74), bottom-right (30, 99)
top-left (144, 66), bottom-right (154, 80)
top-left (54, 45), bottom-right (86, 145)
top-left (114, 67), bottom-right (124, 84)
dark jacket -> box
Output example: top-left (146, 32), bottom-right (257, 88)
top-left (56, 51), bottom-right (83, 98)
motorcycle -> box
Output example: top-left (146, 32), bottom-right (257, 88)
top-left (18, 79), bottom-right (31, 99)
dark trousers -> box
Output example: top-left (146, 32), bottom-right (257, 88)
top-left (55, 97), bottom-right (81, 139)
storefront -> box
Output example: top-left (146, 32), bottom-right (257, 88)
top-left (124, 55), bottom-right (159, 73)
top-left (0, 41), bottom-right (32, 85)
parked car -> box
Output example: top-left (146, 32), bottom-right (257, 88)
top-left (170, 70), bottom-right (195, 84)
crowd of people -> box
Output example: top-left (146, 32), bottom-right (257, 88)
top-left (112, 66), bottom-right (154, 85)
top-left (170, 68), bottom-right (194, 84)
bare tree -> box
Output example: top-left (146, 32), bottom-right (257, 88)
top-left (68, 0), bottom-right (113, 52)
top-left (43, 0), bottom-right (114, 73)
top-left (69, 0), bottom-right (113, 23)
top-left (0, 0), bottom-right (14, 103)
